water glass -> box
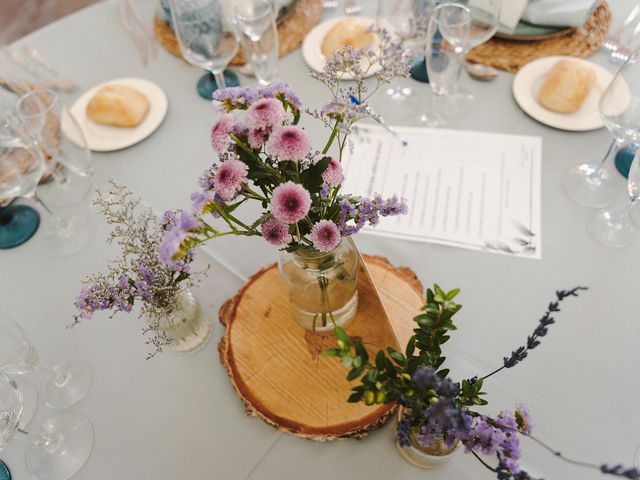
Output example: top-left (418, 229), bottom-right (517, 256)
top-left (421, 3), bottom-right (471, 126)
top-left (170, 0), bottom-right (240, 98)
top-left (563, 46), bottom-right (640, 208)
top-left (234, 0), bottom-right (279, 85)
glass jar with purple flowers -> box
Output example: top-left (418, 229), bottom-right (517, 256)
top-left (394, 406), bottom-right (463, 469)
top-left (277, 237), bottom-right (358, 334)
top-left (146, 288), bottom-right (212, 355)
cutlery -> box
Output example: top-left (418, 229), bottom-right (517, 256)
top-left (465, 61), bottom-right (499, 81)
top-left (125, 0), bottom-right (157, 60)
top-left (2, 47), bottom-right (69, 92)
top-left (21, 46), bottom-right (78, 92)
top-left (344, 0), bottom-right (361, 16)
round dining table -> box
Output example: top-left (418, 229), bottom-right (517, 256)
top-left (1, 1), bottom-right (639, 479)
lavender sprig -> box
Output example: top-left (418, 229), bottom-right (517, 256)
top-left (600, 465), bottom-right (640, 479)
top-left (481, 287), bottom-right (588, 380)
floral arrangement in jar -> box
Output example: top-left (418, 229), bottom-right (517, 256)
top-left (73, 182), bottom-right (210, 358)
top-left (160, 29), bottom-right (410, 333)
top-left (327, 285), bottom-right (640, 480)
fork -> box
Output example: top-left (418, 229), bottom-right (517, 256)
top-left (21, 46), bottom-right (79, 92)
top-left (322, 0), bottom-right (338, 9)
top-left (344, 0), bottom-right (361, 16)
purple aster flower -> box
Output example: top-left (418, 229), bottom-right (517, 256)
top-left (261, 217), bottom-right (292, 246)
top-left (159, 228), bottom-right (187, 265)
top-left (271, 181), bottom-right (312, 224)
top-left (311, 220), bottom-right (341, 252)
top-left (266, 126), bottom-right (311, 162)
top-left (191, 190), bottom-right (216, 215)
top-left (214, 159), bottom-right (249, 201)
top-left (515, 404), bottom-right (533, 435)
top-left (246, 98), bottom-right (285, 129)
top-left (213, 86), bottom-right (258, 111)
top-left (321, 157), bottom-right (344, 186)
top-left (210, 114), bottom-right (235, 153)
top-left (178, 211), bottom-right (202, 232)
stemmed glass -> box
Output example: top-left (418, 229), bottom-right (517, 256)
top-left (16, 89), bottom-right (93, 208)
top-left (420, 3), bottom-right (471, 126)
top-left (234, 0), bottom-right (280, 85)
top-left (376, 0), bottom-right (419, 103)
top-left (0, 115), bottom-right (92, 256)
top-left (0, 310), bottom-right (92, 410)
top-left (0, 89), bottom-right (40, 250)
top-left (170, 0), bottom-right (240, 100)
top-left (586, 150), bottom-right (640, 247)
top-left (451, 0), bottom-right (501, 103)
top-left (0, 371), bottom-right (94, 480)
top-left (563, 47), bottom-right (640, 207)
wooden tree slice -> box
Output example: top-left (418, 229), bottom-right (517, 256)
top-left (218, 255), bottom-right (424, 440)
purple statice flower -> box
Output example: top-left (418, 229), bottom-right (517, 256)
top-left (178, 211), bottom-right (202, 232)
top-left (138, 265), bottom-right (154, 283)
top-left (198, 166), bottom-right (217, 191)
top-left (320, 183), bottom-right (329, 199)
top-left (213, 159), bottom-right (249, 201)
top-left (495, 410), bottom-right (518, 432)
top-left (268, 82), bottom-right (302, 111)
top-left (321, 157), bottom-right (344, 186)
top-left (134, 279), bottom-right (152, 301)
top-left (261, 217), bottom-right (292, 246)
top-left (515, 404), bottom-right (533, 435)
top-left (465, 417), bottom-right (506, 456)
top-left (161, 210), bottom-right (178, 230)
top-left (191, 190), bottom-right (216, 215)
top-left (210, 114), bottom-right (235, 153)
top-left (213, 86), bottom-right (258, 111)
top-left (310, 220), bottom-right (341, 252)
top-left (74, 285), bottom-right (112, 319)
top-left (159, 211), bottom-right (201, 267)
top-left (373, 193), bottom-right (409, 216)
top-left (246, 98), bottom-right (285, 129)
top-left (247, 128), bottom-right (270, 149)
top-left (266, 126), bottom-right (311, 162)
top-left (271, 181), bottom-right (311, 224)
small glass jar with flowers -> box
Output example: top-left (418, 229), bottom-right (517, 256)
top-left (160, 29), bottom-right (410, 334)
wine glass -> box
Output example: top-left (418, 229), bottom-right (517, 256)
top-left (376, 0), bottom-right (419, 103)
top-left (0, 87), bottom-right (41, 250)
top-left (0, 115), bottom-right (93, 256)
top-left (16, 89), bottom-right (93, 210)
top-left (563, 47), bottom-right (640, 207)
top-left (234, 0), bottom-right (280, 85)
top-left (0, 371), bottom-right (94, 480)
top-left (586, 150), bottom-right (640, 247)
top-left (451, 0), bottom-right (501, 103)
top-left (420, 3), bottom-right (471, 126)
top-left (0, 310), bottom-right (92, 410)
top-left (170, 0), bottom-right (240, 100)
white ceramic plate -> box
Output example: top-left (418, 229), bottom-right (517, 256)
top-left (301, 16), bottom-right (382, 80)
top-left (68, 77), bottom-right (168, 152)
top-left (512, 56), bottom-right (614, 132)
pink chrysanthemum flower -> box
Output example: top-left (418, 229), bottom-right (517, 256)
top-left (248, 128), bottom-right (269, 149)
top-left (210, 114), bottom-right (235, 153)
top-left (271, 181), bottom-right (311, 224)
top-left (266, 126), bottom-right (311, 162)
top-left (321, 157), bottom-right (344, 186)
top-left (214, 159), bottom-right (248, 201)
top-left (261, 217), bottom-right (292, 246)
top-left (310, 220), bottom-right (341, 252)
top-left (246, 98), bottom-right (285, 129)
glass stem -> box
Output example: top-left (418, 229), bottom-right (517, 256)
top-left (38, 363), bottom-right (71, 388)
top-left (31, 192), bottom-right (65, 233)
top-left (212, 70), bottom-right (226, 90)
top-left (17, 427), bottom-right (62, 453)
top-left (594, 139), bottom-right (619, 175)
top-left (453, 47), bottom-right (467, 92)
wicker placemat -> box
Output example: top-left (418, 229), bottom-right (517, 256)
top-left (153, 0), bottom-right (323, 67)
top-left (466, 1), bottom-right (611, 73)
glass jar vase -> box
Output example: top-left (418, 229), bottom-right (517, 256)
top-left (277, 237), bottom-right (359, 334)
top-left (394, 407), bottom-right (462, 469)
top-left (148, 289), bottom-right (212, 354)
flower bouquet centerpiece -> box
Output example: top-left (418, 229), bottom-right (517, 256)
top-left (73, 182), bottom-right (210, 358)
top-left (326, 285), bottom-right (640, 480)
top-left (160, 30), bottom-right (411, 333)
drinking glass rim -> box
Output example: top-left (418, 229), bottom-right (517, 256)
top-left (234, 0), bottom-right (275, 23)
top-left (433, 2), bottom-right (472, 28)
top-left (16, 88), bottom-right (59, 121)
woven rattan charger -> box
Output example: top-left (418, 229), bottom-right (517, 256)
top-left (467, 1), bottom-right (611, 73)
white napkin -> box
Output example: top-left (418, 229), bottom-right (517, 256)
top-left (498, 0), bottom-right (529, 30)
top-left (521, 0), bottom-right (599, 27)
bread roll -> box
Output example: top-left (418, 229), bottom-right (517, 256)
top-left (86, 84), bottom-right (150, 127)
top-left (538, 60), bottom-right (596, 113)
top-left (321, 18), bottom-right (375, 60)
